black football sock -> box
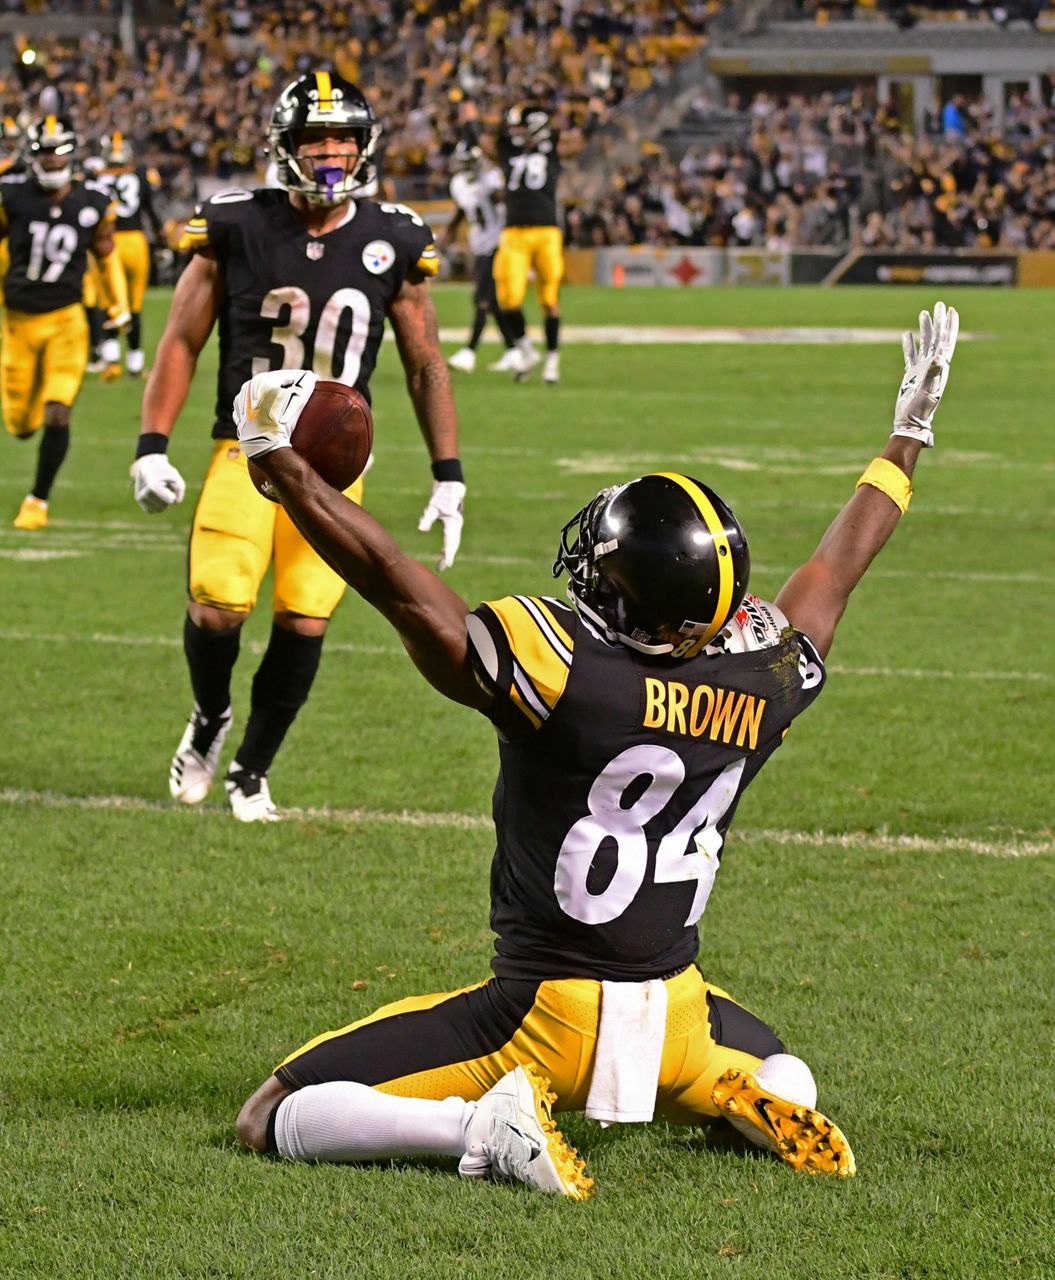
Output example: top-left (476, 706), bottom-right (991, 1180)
top-left (468, 307), bottom-right (488, 350)
top-left (128, 313), bottom-right (142, 352)
top-left (31, 425), bottom-right (70, 502)
top-left (183, 614), bottom-right (241, 721)
top-left (494, 307), bottom-right (517, 349)
top-left (234, 624), bottom-right (325, 776)
top-left (501, 309), bottom-right (526, 343)
top-left (87, 306), bottom-right (105, 354)
top-left (545, 315), bottom-right (560, 353)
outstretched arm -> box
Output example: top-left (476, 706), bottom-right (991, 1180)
top-left (235, 373), bottom-right (487, 709)
top-left (776, 302), bottom-right (959, 658)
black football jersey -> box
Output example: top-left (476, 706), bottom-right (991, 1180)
top-left (181, 188), bottom-right (439, 438)
top-left (498, 133), bottom-right (560, 227)
top-left (0, 174), bottom-right (114, 314)
top-left (97, 164), bottom-right (161, 233)
top-left (467, 595), bottom-right (826, 981)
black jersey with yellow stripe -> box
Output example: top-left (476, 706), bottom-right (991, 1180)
top-left (0, 174), bottom-right (114, 314)
top-left (179, 188), bottom-right (440, 439)
top-left (468, 595), bottom-right (826, 981)
top-left (97, 163), bottom-right (161, 233)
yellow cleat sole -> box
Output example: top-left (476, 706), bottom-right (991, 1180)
top-left (712, 1068), bottom-right (856, 1178)
top-left (522, 1064), bottom-right (595, 1200)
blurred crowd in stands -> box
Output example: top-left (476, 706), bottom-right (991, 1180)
top-left (568, 86), bottom-right (1055, 251)
top-left (1, 0), bottom-right (1054, 254)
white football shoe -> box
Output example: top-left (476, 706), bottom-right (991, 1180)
top-left (447, 347), bottom-right (477, 373)
top-left (225, 763), bottom-right (280, 823)
top-left (487, 348), bottom-right (520, 373)
top-left (513, 344), bottom-right (541, 382)
top-left (126, 348), bottom-right (146, 376)
top-left (169, 704), bottom-right (232, 804)
top-left (459, 1065), bottom-right (593, 1198)
top-left (86, 357), bottom-right (106, 375)
top-left (543, 353), bottom-right (560, 385)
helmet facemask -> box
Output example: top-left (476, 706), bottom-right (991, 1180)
top-left (28, 117), bottom-right (77, 190)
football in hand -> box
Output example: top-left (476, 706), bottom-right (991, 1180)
top-left (248, 380), bottom-right (373, 502)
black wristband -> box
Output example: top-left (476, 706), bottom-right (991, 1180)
top-left (135, 432), bottom-right (170, 459)
top-left (431, 458), bottom-right (464, 483)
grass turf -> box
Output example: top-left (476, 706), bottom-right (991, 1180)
top-left (1, 284), bottom-right (1052, 1278)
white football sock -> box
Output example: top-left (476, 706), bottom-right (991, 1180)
top-left (273, 1082), bottom-right (475, 1164)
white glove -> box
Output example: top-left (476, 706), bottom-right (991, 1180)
top-left (892, 300), bottom-right (959, 447)
top-left (418, 479), bottom-right (466, 572)
top-left (233, 369), bottom-right (318, 459)
top-left (130, 452), bottom-right (186, 513)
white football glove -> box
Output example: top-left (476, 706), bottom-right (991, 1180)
top-left (892, 300), bottom-right (959, 447)
top-left (130, 451), bottom-right (186, 513)
top-left (233, 369), bottom-right (318, 459)
top-left (418, 480), bottom-right (466, 572)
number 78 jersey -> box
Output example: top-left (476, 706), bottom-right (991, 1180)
top-left (180, 188), bottom-right (439, 439)
top-left (467, 594), bottom-right (826, 981)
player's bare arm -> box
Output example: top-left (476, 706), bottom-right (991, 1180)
top-left (140, 250), bottom-right (224, 441)
top-left (131, 250), bottom-right (224, 514)
top-left (236, 373), bottom-right (484, 708)
top-left (388, 274), bottom-right (460, 464)
top-left (438, 204), bottom-right (465, 251)
top-left (776, 303), bottom-right (959, 658)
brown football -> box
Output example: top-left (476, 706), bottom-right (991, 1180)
top-left (248, 380), bottom-right (373, 502)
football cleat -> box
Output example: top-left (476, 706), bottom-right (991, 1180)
top-left (126, 349), bottom-right (146, 376)
top-left (225, 763), bottom-right (280, 823)
top-left (543, 353), bottom-right (560, 385)
top-left (447, 347), bottom-right (477, 374)
top-left (86, 357), bottom-right (106, 375)
top-left (13, 495), bottom-right (48, 530)
top-left (100, 337), bottom-right (122, 382)
top-left (487, 349), bottom-right (520, 373)
top-left (169, 704), bottom-right (232, 804)
top-left (513, 344), bottom-right (541, 382)
top-left (459, 1065), bottom-right (593, 1198)
top-left (712, 1067), bottom-right (856, 1177)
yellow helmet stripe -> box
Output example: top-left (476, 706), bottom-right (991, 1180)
top-left (651, 471), bottom-right (734, 644)
top-left (113, 130), bottom-right (123, 147)
top-left (315, 70), bottom-right (333, 111)
top-left (44, 115), bottom-right (57, 137)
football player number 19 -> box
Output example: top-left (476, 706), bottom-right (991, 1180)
top-left (253, 285), bottom-right (371, 385)
top-left (554, 745), bottom-right (745, 927)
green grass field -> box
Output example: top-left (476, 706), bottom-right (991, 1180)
top-left (1, 285), bottom-right (1053, 1278)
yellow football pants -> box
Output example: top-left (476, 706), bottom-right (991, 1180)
top-left (275, 965), bottom-right (783, 1122)
top-left (1, 304), bottom-right (89, 437)
top-left (189, 440), bottom-right (364, 618)
top-left (493, 225), bottom-right (564, 311)
top-left (114, 229), bottom-right (150, 313)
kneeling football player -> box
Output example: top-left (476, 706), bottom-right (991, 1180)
top-left (231, 305), bottom-right (957, 1194)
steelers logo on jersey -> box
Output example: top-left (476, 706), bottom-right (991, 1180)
top-left (362, 239), bottom-right (395, 274)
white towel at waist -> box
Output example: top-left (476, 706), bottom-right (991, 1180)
top-left (584, 978), bottom-right (669, 1125)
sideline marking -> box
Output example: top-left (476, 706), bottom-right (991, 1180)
top-left (0, 628), bottom-right (1049, 681)
top-left (1, 788), bottom-right (1049, 858)
top-left (428, 325), bottom-right (986, 347)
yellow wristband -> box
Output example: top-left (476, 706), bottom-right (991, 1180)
top-left (855, 457), bottom-right (912, 514)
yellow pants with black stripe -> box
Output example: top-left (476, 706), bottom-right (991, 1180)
top-left (493, 226), bottom-right (564, 311)
top-left (114, 229), bottom-right (151, 312)
top-left (189, 440), bottom-right (364, 617)
top-left (1, 304), bottom-right (89, 437)
top-left (275, 966), bottom-right (783, 1122)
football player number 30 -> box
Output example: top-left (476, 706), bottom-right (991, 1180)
top-left (253, 286), bottom-right (371, 385)
top-left (554, 745), bottom-right (746, 927)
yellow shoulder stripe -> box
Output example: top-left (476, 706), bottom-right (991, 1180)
top-left (486, 595), bottom-right (573, 717)
top-left (414, 245), bottom-right (440, 277)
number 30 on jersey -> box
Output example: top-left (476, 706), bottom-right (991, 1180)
top-left (253, 286), bottom-right (371, 386)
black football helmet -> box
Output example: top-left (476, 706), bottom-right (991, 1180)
top-left (26, 115), bottom-right (78, 190)
top-left (553, 473), bottom-right (751, 655)
top-left (268, 71), bottom-right (381, 205)
top-left (100, 130), bottom-right (133, 167)
top-left (505, 101), bottom-right (552, 148)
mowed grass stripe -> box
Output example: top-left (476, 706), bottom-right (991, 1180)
top-left (3, 787), bottom-right (1050, 858)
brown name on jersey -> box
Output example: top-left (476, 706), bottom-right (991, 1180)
top-left (642, 678), bottom-right (766, 751)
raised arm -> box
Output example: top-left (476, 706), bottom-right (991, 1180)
top-left (234, 372), bottom-right (487, 709)
top-left (776, 302), bottom-right (959, 658)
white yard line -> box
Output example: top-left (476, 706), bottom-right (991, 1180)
top-left (0, 787), bottom-right (1048, 858)
top-left (0, 628), bottom-right (1048, 681)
